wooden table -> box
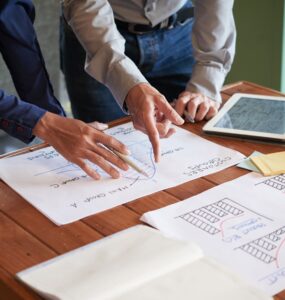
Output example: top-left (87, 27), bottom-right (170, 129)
top-left (1, 81), bottom-right (285, 300)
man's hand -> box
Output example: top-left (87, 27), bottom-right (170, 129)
top-left (33, 112), bottom-right (130, 180)
top-left (175, 91), bottom-right (220, 122)
top-left (125, 83), bottom-right (184, 162)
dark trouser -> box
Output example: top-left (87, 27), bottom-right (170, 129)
top-left (60, 11), bottom-right (194, 123)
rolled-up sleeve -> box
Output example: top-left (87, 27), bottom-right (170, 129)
top-left (63, 0), bottom-right (148, 109)
top-left (186, 0), bottom-right (236, 102)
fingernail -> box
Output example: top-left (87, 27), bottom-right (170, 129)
top-left (94, 174), bottom-right (101, 180)
top-left (177, 115), bottom-right (184, 124)
top-left (100, 123), bottom-right (109, 130)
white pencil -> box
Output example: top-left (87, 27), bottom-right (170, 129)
top-left (109, 148), bottom-right (149, 177)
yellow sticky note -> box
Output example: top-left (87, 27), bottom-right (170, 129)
top-left (250, 151), bottom-right (285, 176)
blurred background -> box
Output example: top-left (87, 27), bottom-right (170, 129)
top-left (0, 0), bottom-right (284, 154)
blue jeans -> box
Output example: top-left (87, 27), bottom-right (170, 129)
top-left (60, 14), bottom-right (194, 123)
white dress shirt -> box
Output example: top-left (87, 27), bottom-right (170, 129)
top-left (63, 0), bottom-right (236, 107)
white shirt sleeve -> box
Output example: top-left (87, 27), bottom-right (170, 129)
top-left (63, 0), bottom-right (148, 109)
top-left (186, 0), bottom-right (236, 102)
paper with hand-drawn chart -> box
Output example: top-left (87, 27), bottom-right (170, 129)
top-left (0, 122), bottom-right (244, 225)
top-left (141, 172), bottom-right (285, 295)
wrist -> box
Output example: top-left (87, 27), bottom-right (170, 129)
top-left (32, 112), bottom-right (57, 140)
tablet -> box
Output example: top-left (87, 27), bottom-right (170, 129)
top-left (203, 93), bottom-right (285, 142)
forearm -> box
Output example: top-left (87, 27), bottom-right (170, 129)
top-left (0, 0), bottom-right (65, 116)
top-left (63, 0), bottom-right (147, 107)
top-left (0, 89), bottom-right (46, 143)
top-left (187, 0), bottom-right (236, 102)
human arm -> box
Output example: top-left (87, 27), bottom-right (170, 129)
top-left (63, 0), bottom-right (184, 162)
top-left (0, 0), bottom-right (129, 179)
top-left (0, 0), bottom-right (64, 116)
top-left (175, 0), bottom-right (236, 121)
top-left (0, 89), bottom-right (129, 179)
top-left (33, 112), bottom-right (130, 179)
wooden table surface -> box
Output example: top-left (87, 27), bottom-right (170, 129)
top-left (1, 81), bottom-right (285, 300)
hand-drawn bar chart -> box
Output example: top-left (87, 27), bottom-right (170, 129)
top-left (237, 226), bottom-right (285, 266)
top-left (256, 175), bottom-right (285, 191)
top-left (176, 197), bottom-right (285, 268)
top-left (176, 198), bottom-right (270, 236)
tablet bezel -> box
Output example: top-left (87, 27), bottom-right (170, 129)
top-left (203, 93), bottom-right (285, 142)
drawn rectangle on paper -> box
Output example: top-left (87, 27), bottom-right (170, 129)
top-left (141, 172), bottom-right (285, 295)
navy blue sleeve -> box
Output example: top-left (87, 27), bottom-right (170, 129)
top-left (0, 0), bottom-right (65, 143)
top-left (0, 89), bottom-right (46, 143)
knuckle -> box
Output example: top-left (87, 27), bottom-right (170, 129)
top-left (177, 97), bottom-right (189, 105)
top-left (133, 123), bottom-right (140, 130)
top-left (81, 124), bottom-right (92, 136)
top-left (78, 160), bottom-right (88, 169)
top-left (191, 98), bottom-right (200, 105)
top-left (179, 91), bottom-right (190, 97)
top-left (73, 148), bottom-right (84, 157)
top-left (157, 94), bottom-right (166, 102)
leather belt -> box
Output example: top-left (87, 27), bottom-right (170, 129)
top-left (115, 7), bottom-right (194, 35)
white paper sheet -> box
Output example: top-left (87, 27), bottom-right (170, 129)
top-left (17, 225), bottom-right (271, 300)
top-left (0, 122), bottom-right (244, 225)
top-left (141, 172), bottom-right (285, 295)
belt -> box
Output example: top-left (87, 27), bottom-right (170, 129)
top-left (115, 7), bottom-right (194, 35)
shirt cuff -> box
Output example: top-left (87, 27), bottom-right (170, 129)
top-left (0, 105), bottom-right (46, 144)
top-left (186, 64), bottom-right (228, 103)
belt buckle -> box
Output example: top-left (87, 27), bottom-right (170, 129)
top-left (127, 24), bottom-right (146, 35)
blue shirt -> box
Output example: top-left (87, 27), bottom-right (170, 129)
top-left (0, 0), bottom-right (65, 143)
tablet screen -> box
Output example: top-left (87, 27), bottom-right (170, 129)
top-left (214, 97), bottom-right (285, 134)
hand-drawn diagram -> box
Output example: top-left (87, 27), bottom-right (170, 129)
top-left (0, 122), bottom-right (244, 225)
top-left (256, 175), bottom-right (285, 191)
top-left (176, 198), bottom-right (271, 237)
top-left (236, 226), bottom-right (285, 266)
top-left (34, 140), bottom-right (157, 184)
top-left (142, 172), bottom-right (285, 295)
top-left (176, 197), bottom-right (285, 271)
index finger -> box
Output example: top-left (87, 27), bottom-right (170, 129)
top-left (156, 96), bottom-right (184, 125)
top-left (143, 109), bottom-right (160, 163)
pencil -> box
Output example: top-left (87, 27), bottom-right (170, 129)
top-left (109, 148), bottom-right (149, 177)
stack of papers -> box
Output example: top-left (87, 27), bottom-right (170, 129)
top-left (17, 225), bottom-right (271, 300)
top-left (237, 151), bottom-right (262, 173)
top-left (251, 151), bottom-right (285, 176)
top-left (0, 122), bottom-right (244, 225)
top-left (141, 172), bottom-right (285, 295)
